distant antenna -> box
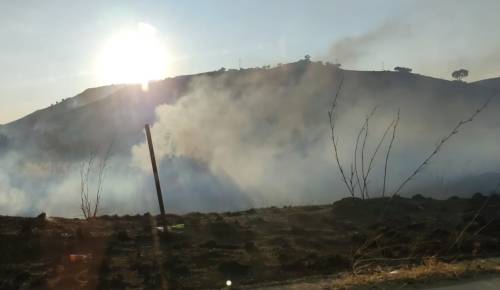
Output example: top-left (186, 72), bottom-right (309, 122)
top-left (238, 58), bottom-right (242, 70)
top-left (382, 61), bottom-right (385, 71)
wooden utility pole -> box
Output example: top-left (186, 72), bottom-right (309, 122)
top-left (145, 124), bottom-right (167, 224)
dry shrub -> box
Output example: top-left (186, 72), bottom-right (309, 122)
top-left (331, 257), bottom-right (500, 289)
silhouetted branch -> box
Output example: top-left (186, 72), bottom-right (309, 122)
top-left (80, 151), bottom-right (96, 219)
top-left (391, 98), bottom-right (491, 197)
top-left (354, 123), bottom-right (365, 196)
top-left (361, 107), bottom-right (383, 199)
top-left (328, 76), bottom-right (356, 196)
top-left (382, 110), bottom-right (400, 197)
top-left (448, 195), bottom-right (490, 251)
top-left (79, 142), bottom-right (113, 220)
top-left (92, 141), bottom-right (113, 218)
top-left (364, 114), bottom-right (398, 197)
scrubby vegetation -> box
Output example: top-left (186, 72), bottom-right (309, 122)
top-left (1, 195), bottom-right (500, 289)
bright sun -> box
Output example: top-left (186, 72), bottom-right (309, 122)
top-left (95, 22), bottom-right (169, 91)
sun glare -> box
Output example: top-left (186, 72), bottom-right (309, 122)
top-left (95, 22), bottom-right (169, 91)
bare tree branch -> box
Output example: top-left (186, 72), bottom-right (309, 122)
top-left (391, 98), bottom-right (491, 197)
top-left (364, 114), bottom-right (398, 197)
top-left (360, 107), bottom-right (378, 199)
top-left (329, 81), bottom-right (489, 201)
top-left (80, 152), bottom-right (95, 219)
top-left (449, 195), bottom-right (490, 251)
top-left (79, 142), bottom-right (113, 219)
top-left (92, 141), bottom-right (113, 218)
top-left (382, 110), bottom-right (400, 197)
top-left (354, 124), bottom-right (366, 197)
top-left (328, 75), bottom-right (356, 196)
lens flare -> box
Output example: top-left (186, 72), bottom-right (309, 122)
top-left (94, 22), bottom-right (169, 91)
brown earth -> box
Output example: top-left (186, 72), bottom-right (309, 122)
top-left (1, 195), bottom-right (500, 290)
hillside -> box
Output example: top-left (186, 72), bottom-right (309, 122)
top-left (2, 63), bottom-right (498, 158)
top-left (1, 61), bottom-right (500, 216)
top-left (473, 77), bottom-right (500, 90)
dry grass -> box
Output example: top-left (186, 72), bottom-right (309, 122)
top-left (333, 257), bottom-right (500, 290)
top-left (252, 258), bottom-right (500, 289)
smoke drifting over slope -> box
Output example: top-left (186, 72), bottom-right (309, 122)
top-left (133, 63), bottom-right (500, 208)
top-left (1, 62), bottom-right (499, 217)
top-left (328, 0), bottom-right (500, 81)
top-left (132, 68), bottom-right (342, 206)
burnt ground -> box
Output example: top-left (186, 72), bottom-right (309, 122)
top-left (1, 195), bottom-right (500, 290)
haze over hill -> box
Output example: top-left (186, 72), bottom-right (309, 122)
top-left (0, 60), bottom-right (499, 217)
top-left (473, 77), bottom-right (500, 90)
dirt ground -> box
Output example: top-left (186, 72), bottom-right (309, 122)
top-left (1, 195), bottom-right (500, 290)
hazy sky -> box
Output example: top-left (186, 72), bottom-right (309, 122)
top-left (1, 0), bottom-right (499, 124)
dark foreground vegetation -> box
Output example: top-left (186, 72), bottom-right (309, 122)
top-left (1, 195), bottom-right (500, 290)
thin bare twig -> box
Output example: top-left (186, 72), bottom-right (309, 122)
top-left (382, 110), bottom-right (400, 197)
top-left (350, 107), bottom-right (379, 199)
top-left (448, 195), bottom-right (490, 251)
top-left (363, 114), bottom-right (397, 197)
top-left (358, 107), bottom-right (378, 199)
top-left (360, 111), bottom-right (371, 199)
top-left (92, 141), bottom-right (113, 218)
top-left (328, 75), bottom-right (355, 196)
top-left (79, 142), bottom-right (113, 219)
top-left (354, 124), bottom-right (366, 197)
top-left (391, 98), bottom-right (491, 197)
top-left (80, 151), bottom-right (95, 219)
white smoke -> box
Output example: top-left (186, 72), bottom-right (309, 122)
top-left (0, 171), bottom-right (27, 215)
top-left (132, 66), bottom-right (500, 207)
top-left (328, 0), bottom-right (500, 81)
top-left (132, 70), bottom-right (349, 206)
